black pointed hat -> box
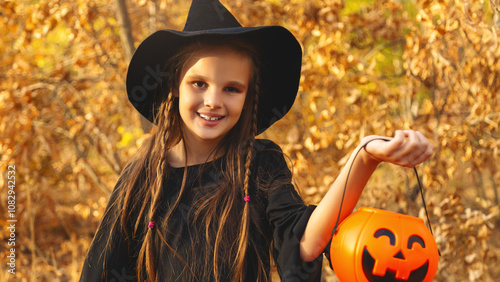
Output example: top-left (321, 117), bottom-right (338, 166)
top-left (126, 0), bottom-right (302, 134)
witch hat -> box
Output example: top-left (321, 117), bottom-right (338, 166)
top-left (126, 0), bottom-right (302, 134)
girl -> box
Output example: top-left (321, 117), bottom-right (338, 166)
top-left (80, 0), bottom-right (433, 281)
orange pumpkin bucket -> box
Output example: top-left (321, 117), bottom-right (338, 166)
top-left (330, 207), bottom-right (439, 282)
top-left (329, 138), bottom-right (439, 281)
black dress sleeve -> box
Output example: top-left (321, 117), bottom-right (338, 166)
top-left (79, 166), bottom-right (137, 282)
top-left (255, 140), bottom-right (323, 281)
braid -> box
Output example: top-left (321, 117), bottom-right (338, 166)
top-left (150, 93), bottom-right (176, 217)
top-left (243, 76), bottom-right (260, 195)
top-left (235, 68), bottom-right (260, 280)
top-left (138, 92), bottom-right (176, 281)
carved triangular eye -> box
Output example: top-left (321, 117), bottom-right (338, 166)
top-left (374, 228), bottom-right (395, 246)
top-left (408, 235), bottom-right (425, 249)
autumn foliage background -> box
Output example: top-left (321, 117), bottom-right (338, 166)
top-left (1, 0), bottom-right (499, 281)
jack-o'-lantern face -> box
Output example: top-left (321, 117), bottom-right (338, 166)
top-left (330, 207), bottom-right (439, 282)
top-left (362, 228), bottom-right (429, 281)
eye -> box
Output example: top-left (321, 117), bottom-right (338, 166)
top-left (224, 86), bottom-right (241, 93)
top-left (192, 81), bottom-right (207, 88)
top-left (407, 235), bottom-right (425, 249)
top-left (374, 228), bottom-right (396, 246)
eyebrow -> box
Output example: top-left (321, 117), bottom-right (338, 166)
top-left (186, 74), bottom-right (248, 89)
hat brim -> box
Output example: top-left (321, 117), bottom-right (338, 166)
top-left (126, 26), bottom-right (302, 134)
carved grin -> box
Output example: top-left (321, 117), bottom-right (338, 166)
top-left (362, 247), bottom-right (429, 282)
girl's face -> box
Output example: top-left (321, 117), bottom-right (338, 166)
top-left (176, 47), bottom-right (252, 147)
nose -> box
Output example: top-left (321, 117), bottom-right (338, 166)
top-left (393, 250), bottom-right (405, 260)
top-left (204, 88), bottom-right (222, 109)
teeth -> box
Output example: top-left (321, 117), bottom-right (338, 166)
top-left (199, 114), bottom-right (223, 121)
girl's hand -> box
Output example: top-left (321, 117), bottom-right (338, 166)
top-left (363, 130), bottom-right (434, 168)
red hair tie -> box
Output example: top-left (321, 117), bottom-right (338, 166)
top-left (244, 196), bottom-right (250, 202)
top-left (148, 221), bottom-right (155, 229)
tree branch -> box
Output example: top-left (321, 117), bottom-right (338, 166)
top-left (114, 0), bottom-right (136, 61)
top-left (114, 0), bottom-right (153, 133)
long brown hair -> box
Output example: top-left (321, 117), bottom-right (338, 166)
top-left (105, 37), bottom-right (271, 281)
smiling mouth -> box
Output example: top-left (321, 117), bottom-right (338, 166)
top-left (198, 113), bottom-right (224, 121)
top-left (362, 247), bottom-right (429, 282)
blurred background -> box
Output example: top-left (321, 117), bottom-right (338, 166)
top-left (0, 0), bottom-right (499, 281)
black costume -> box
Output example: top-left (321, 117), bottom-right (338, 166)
top-left (80, 140), bottom-right (325, 281)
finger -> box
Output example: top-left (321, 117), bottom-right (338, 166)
top-left (384, 130), bottom-right (405, 155)
top-left (404, 131), bottom-right (433, 167)
top-left (410, 132), bottom-right (434, 165)
top-left (411, 147), bottom-right (432, 167)
top-left (406, 130), bottom-right (425, 154)
top-left (397, 130), bottom-right (420, 159)
top-left (394, 130), bottom-right (425, 167)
